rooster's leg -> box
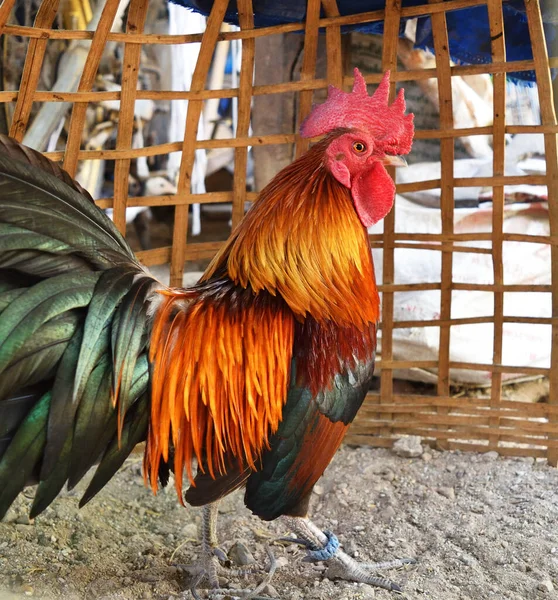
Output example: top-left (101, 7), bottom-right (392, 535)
top-left (283, 516), bottom-right (415, 593)
top-left (179, 502), bottom-right (277, 599)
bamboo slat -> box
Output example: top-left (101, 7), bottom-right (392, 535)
top-left (0, 66), bottom-right (544, 104)
top-left (524, 0), bottom-right (558, 465)
top-left (231, 0), bottom-right (255, 230)
top-left (487, 0), bottom-right (507, 449)
top-left (428, 0), bottom-right (454, 449)
top-left (0, 0), bottom-right (492, 45)
top-left (169, 1), bottom-right (229, 287)
top-left (3, 62), bottom-right (558, 105)
top-left (0, 0), bottom-right (16, 34)
top-left (2, 0), bottom-right (555, 462)
top-left (378, 0), bottom-right (403, 439)
top-left (112, 0), bottom-right (148, 235)
top-left (8, 0), bottom-right (60, 141)
top-left (321, 0), bottom-right (344, 88)
top-left (294, 0), bottom-right (321, 158)
top-left (63, 0), bottom-right (122, 177)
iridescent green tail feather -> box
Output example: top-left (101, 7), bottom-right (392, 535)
top-left (0, 138), bottom-right (157, 520)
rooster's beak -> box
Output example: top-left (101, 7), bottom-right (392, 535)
top-left (382, 155), bottom-right (408, 168)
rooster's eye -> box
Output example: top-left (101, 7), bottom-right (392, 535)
top-left (352, 141), bottom-right (366, 153)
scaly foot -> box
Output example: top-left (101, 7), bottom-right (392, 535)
top-left (178, 544), bottom-right (277, 600)
top-left (177, 503), bottom-right (278, 599)
top-left (283, 516), bottom-right (416, 592)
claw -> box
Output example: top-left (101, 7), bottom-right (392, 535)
top-left (325, 551), bottom-right (417, 591)
top-left (282, 516), bottom-right (416, 593)
top-left (180, 545), bottom-right (278, 600)
top-left (212, 547), bottom-right (229, 563)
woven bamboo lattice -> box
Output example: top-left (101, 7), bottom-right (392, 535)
top-left (0, 0), bottom-right (557, 460)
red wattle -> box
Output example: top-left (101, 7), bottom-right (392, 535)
top-left (351, 162), bottom-right (395, 227)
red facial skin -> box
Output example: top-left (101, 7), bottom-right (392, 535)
top-left (324, 131), bottom-right (396, 228)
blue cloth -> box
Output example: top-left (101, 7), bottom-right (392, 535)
top-left (170, 0), bottom-right (557, 82)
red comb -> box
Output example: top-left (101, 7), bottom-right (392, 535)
top-left (300, 68), bottom-right (414, 155)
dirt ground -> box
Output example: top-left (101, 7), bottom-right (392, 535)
top-left (1, 443), bottom-right (558, 600)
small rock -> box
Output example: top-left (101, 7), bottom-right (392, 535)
top-left (312, 564), bottom-right (326, 572)
top-left (437, 487), bottom-right (456, 501)
top-left (15, 515), bottom-right (32, 525)
top-left (344, 539), bottom-right (359, 557)
top-left (313, 484), bottom-right (324, 496)
top-left (538, 580), bottom-right (554, 593)
top-left (382, 469), bottom-right (395, 482)
top-left (484, 451), bottom-right (499, 461)
top-left (180, 523), bottom-right (198, 539)
top-left (459, 555), bottom-right (474, 566)
top-left (228, 541), bottom-right (256, 566)
top-left (275, 556), bottom-right (289, 569)
top-left (262, 584), bottom-right (280, 597)
top-left (422, 452), bottom-right (433, 462)
top-left (380, 506), bottom-right (396, 520)
top-left (392, 436), bottom-right (423, 458)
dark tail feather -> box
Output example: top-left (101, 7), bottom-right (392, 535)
top-left (0, 387), bottom-right (44, 444)
top-left (0, 392), bottom-right (50, 520)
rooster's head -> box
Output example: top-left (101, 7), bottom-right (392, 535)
top-left (300, 69), bottom-right (414, 227)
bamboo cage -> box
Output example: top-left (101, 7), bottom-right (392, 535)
top-left (0, 0), bottom-right (557, 461)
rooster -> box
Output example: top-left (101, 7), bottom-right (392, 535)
top-left (0, 69), bottom-right (414, 596)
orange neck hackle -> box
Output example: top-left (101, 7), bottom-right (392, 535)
top-left (204, 134), bottom-right (380, 328)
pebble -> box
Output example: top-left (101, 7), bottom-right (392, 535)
top-left (262, 584), bottom-right (280, 597)
top-left (275, 556), bottom-right (289, 569)
top-left (484, 451), bottom-right (500, 461)
top-left (437, 487), bottom-right (456, 501)
top-left (380, 506), bottom-right (396, 520)
top-left (228, 541), bottom-right (256, 566)
top-left (180, 523), bottom-right (198, 539)
top-left (537, 580), bottom-right (554, 593)
top-left (422, 452), bottom-right (433, 462)
top-left (313, 484), bottom-right (324, 496)
top-left (382, 469), bottom-right (395, 482)
top-left (459, 555), bottom-right (474, 566)
top-left (343, 539), bottom-right (359, 557)
top-left (392, 436), bottom-right (423, 458)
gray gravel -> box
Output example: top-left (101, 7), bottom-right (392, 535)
top-left (1, 444), bottom-right (558, 599)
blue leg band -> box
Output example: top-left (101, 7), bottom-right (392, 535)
top-left (305, 530), bottom-right (340, 562)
